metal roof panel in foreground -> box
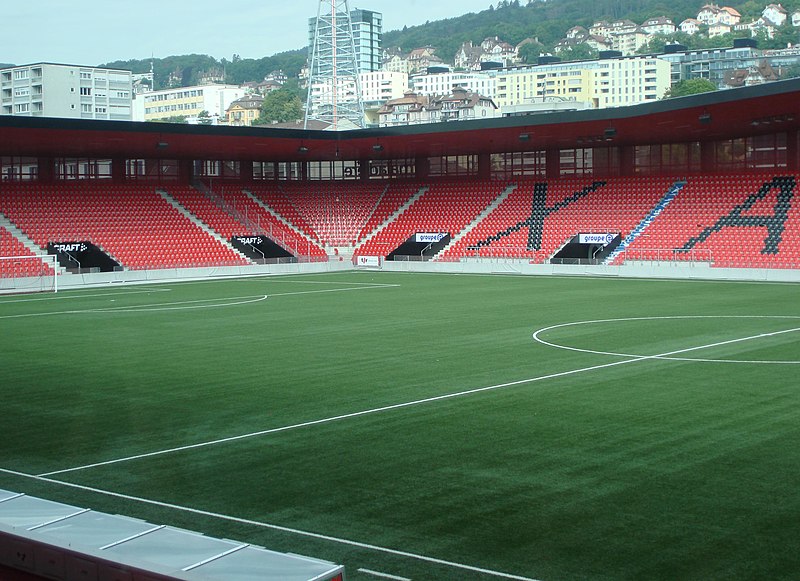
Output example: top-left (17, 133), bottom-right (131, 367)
top-left (0, 489), bottom-right (344, 581)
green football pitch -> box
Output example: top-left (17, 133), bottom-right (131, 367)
top-left (1, 272), bottom-right (799, 581)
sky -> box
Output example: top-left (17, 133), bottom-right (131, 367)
top-left (2, 1), bottom-right (495, 66)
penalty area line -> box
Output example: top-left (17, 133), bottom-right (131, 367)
top-left (0, 468), bottom-right (541, 581)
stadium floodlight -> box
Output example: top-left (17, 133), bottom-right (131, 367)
top-left (305, 0), bottom-right (366, 130)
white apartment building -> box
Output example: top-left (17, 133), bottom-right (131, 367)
top-left (359, 71), bottom-right (408, 105)
top-left (1, 63), bottom-right (133, 120)
top-left (410, 71), bottom-right (496, 99)
top-left (494, 55), bottom-right (670, 110)
top-left (133, 84), bottom-right (245, 123)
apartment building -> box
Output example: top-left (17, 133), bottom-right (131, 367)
top-left (1, 63), bottom-right (132, 120)
top-left (494, 55), bottom-right (670, 109)
top-left (360, 71), bottom-right (408, 105)
top-left (379, 86), bottom-right (498, 127)
top-left (658, 40), bottom-right (800, 88)
top-left (410, 71), bottom-right (496, 100)
top-left (133, 84), bottom-right (245, 123)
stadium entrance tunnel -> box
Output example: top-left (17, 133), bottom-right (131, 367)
top-left (387, 232), bottom-right (451, 261)
top-left (47, 241), bottom-right (120, 273)
top-left (230, 235), bottom-right (293, 263)
top-left (550, 233), bottom-right (621, 265)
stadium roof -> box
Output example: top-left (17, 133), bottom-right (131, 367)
top-left (1, 78), bottom-right (799, 163)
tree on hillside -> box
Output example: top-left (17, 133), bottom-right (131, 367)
top-left (254, 80), bottom-right (303, 125)
top-left (663, 78), bottom-right (717, 98)
top-left (518, 42), bottom-right (544, 63)
top-left (558, 44), bottom-right (599, 61)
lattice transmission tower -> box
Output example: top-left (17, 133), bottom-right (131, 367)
top-left (305, 0), bottom-right (365, 129)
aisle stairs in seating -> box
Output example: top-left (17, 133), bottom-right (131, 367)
top-left (433, 183), bottom-right (518, 260)
top-left (157, 190), bottom-right (251, 263)
top-left (604, 180), bottom-right (685, 264)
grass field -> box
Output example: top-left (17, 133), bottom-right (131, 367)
top-left (1, 271), bottom-right (799, 581)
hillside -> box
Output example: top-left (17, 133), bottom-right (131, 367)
top-left (101, 49), bottom-right (306, 91)
top-left (384, 0), bottom-right (701, 60)
top-left (96, 0), bottom-right (800, 88)
top-left (384, 0), bottom-right (800, 60)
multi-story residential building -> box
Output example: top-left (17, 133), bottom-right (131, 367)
top-left (658, 40), bottom-right (800, 88)
top-left (410, 70), bottom-right (496, 100)
top-left (360, 70), bottom-right (408, 126)
top-left (133, 84), bottom-right (245, 123)
top-left (641, 17), bottom-right (677, 35)
top-left (680, 18), bottom-right (702, 34)
top-left (555, 28), bottom-right (613, 54)
top-left (407, 47), bottom-right (441, 74)
top-left (360, 71), bottom-right (408, 105)
top-left (709, 22), bottom-right (733, 37)
top-left (493, 55), bottom-right (670, 110)
top-left (1, 63), bottom-right (133, 120)
top-left (762, 3), bottom-right (788, 25)
top-left (382, 51), bottom-right (413, 75)
top-left (611, 28), bottom-right (650, 55)
top-left (588, 19), bottom-right (650, 55)
top-left (226, 94), bottom-right (264, 126)
top-left (308, 8), bottom-right (382, 73)
top-left (377, 91), bottom-right (430, 126)
top-left (455, 37), bottom-right (519, 70)
top-left (697, 4), bottom-right (742, 26)
top-left (430, 86), bottom-right (498, 122)
top-left (378, 86), bottom-right (498, 127)
top-left (351, 9), bottom-right (383, 73)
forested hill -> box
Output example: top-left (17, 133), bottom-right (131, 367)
top-left (101, 49), bottom-right (306, 89)
top-left (384, 0), bottom-right (700, 59)
top-left (384, 0), bottom-right (800, 60)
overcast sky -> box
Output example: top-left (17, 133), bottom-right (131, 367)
top-left (3, 1), bottom-right (494, 66)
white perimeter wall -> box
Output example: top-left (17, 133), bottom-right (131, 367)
top-left (40, 259), bottom-right (800, 292)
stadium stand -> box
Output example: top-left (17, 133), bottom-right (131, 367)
top-left (247, 183), bottom-right (322, 244)
top-left (277, 181), bottom-right (388, 247)
top-left (214, 185), bottom-right (327, 259)
top-left (164, 185), bottom-right (248, 241)
top-left (613, 173), bottom-right (800, 269)
top-left (438, 176), bottom-right (676, 262)
top-left (355, 179), bottom-right (507, 258)
top-left (356, 181), bottom-right (422, 243)
top-left (1, 174), bottom-right (798, 272)
top-left (0, 183), bottom-right (248, 270)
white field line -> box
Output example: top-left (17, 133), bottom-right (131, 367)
top-left (0, 468), bottom-right (541, 581)
top-left (0, 284), bottom-right (399, 320)
top-left (38, 325), bottom-right (792, 478)
top-left (266, 284), bottom-right (399, 297)
top-left (245, 278), bottom-right (397, 286)
top-left (0, 288), bottom-right (173, 304)
top-left (358, 568), bottom-right (413, 581)
top-left (532, 315), bottom-right (800, 364)
top-left (0, 295), bottom-right (268, 319)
